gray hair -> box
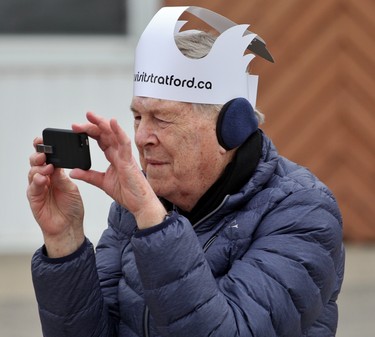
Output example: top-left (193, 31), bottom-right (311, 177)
top-left (174, 31), bottom-right (265, 124)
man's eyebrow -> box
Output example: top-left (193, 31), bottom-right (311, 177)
top-left (130, 105), bottom-right (167, 115)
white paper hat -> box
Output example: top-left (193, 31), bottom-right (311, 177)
top-left (133, 6), bottom-right (274, 106)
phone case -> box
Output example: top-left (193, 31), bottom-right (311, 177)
top-left (42, 128), bottom-right (91, 170)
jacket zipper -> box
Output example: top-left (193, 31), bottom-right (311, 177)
top-left (142, 195), bottom-right (230, 337)
top-left (192, 195), bottom-right (230, 229)
top-left (143, 306), bottom-right (150, 337)
top-left (203, 234), bottom-right (219, 252)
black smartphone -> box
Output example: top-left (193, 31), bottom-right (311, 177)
top-left (37, 128), bottom-right (91, 170)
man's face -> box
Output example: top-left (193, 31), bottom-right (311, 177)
top-left (131, 97), bottom-right (231, 211)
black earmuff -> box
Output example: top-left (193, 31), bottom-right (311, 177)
top-left (216, 97), bottom-right (258, 150)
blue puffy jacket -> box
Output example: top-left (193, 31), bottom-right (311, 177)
top-left (32, 133), bottom-right (345, 337)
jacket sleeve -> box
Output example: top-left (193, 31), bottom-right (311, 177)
top-left (131, 188), bottom-right (344, 337)
top-left (241, 187), bottom-right (344, 336)
top-left (31, 238), bottom-right (118, 337)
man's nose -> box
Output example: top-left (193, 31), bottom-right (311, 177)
top-left (135, 120), bottom-right (158, 147)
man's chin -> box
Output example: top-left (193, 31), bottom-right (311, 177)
top-left (147, 177), bottom-right (167, 195)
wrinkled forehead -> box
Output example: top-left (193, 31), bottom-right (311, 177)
top-left (131, 96), bottom-right (192, 113)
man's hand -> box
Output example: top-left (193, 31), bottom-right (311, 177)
top-left (70, 112), bottom-right (167, 229)
top-left (27, 138), bottom-right (85, 258)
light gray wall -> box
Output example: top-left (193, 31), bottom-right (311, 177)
top-left (0, 0), bottom-right (161, 253)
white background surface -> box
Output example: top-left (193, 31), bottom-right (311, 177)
top-left (0, 0), bottom-right (161, 253)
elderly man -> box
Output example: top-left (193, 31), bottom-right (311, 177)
top-left (27, 6), bottom-right (344, 337)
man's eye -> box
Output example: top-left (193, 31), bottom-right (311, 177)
top-left (155, 117), bottom-right (170, 127)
